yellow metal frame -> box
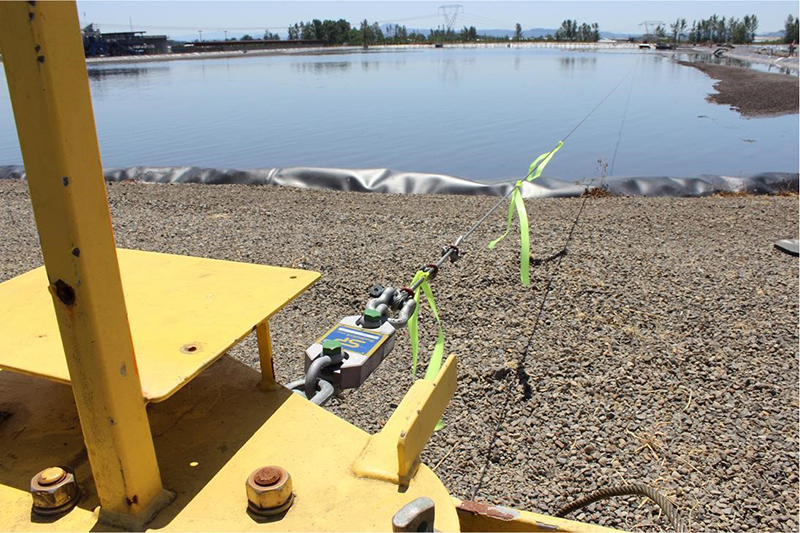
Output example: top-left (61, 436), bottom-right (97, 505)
top-left (0, 2), bottom-right (618, 531)
top-left (0, 2), bottom-right (168, 526)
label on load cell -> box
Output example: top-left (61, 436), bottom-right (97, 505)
top-left (320, 325), bottom-right (386, 357)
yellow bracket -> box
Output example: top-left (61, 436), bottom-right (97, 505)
top-left (352, 355), bottom-right (457, 485)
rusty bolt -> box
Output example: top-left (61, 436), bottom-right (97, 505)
top-left (30, 466), bottom-right (80, 516)
top-left (246, 466), bottom-right (293, 516)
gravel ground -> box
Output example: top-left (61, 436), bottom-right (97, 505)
top-left (678, 60), bottom-right (799, 117)
top-left (0, 180), bottom-right (797, 531)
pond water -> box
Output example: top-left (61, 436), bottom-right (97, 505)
top-left (0, 47), bottom-right (797, 182)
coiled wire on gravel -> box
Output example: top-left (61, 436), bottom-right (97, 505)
top-left (555, 483), bottom-right (687, 533)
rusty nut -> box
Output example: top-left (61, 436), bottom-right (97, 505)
top-left (30, 466), bottom-right (80, 516)
top-left (245, 466), bottom-right (293, 516)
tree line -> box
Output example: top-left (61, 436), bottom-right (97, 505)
top-left (284, 18), bottom-right (528, 45)
top-left (553, 20), bottom-right (601, 42)
top-left (683, 15), bottom-right (759, 44)
top-left (231, 12), bottom-right (799, 46)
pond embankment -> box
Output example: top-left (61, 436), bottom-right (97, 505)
top-left (678, 59), bottom-right (799, 117)
top-left (1, 179), bottom-right (797, 531)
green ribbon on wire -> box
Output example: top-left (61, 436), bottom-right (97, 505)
top-left (408, 270), bottom-right (445, 430)
top-left (487, 141), bottom-right (564, 286)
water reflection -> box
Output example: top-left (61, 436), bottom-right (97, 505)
top-left (436, 57), bottom-right (475, 84)
top-left (291, 61), bottom-right (352, 74)
top-left (559, 57), bottom-right (598, 70)
top-left (361, 60), bottom-right (380, 72)
top-left (674, 52), bottom-right (798, 77)
top-left (87, 66), bottom-right (162, 80)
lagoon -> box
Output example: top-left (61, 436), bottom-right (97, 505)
top-left (0, 47), bottom-right (797, 182)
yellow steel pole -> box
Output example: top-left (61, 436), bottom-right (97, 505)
top-left (256, 321), bottom-right (280, 390)
top-left (0, 2), bottom-right (171, 528)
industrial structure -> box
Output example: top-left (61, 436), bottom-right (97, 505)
top-left (82, 23), bottom-right (169, 57)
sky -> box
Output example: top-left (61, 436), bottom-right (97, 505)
top-left (77, 1), bottom-right (797, 39)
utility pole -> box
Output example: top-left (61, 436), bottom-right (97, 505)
top-left (198, 29), bottom-right (203, 41)
top-left (224, 30), bottom-right (228, 41)
top-left (639, 20), bottom-right (664, 42)
top-left (438, 5), bottom-right (463, 33)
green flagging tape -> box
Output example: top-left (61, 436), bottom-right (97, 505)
top-left (488, 141), bottom-right (564, 286)
top-left (408, 270), bottom-right (445, 430)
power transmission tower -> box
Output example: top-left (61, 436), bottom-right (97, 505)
top-left (639, 20), bottom-right (664, 41)
top-left (438, 5), bottom-right (463, 33)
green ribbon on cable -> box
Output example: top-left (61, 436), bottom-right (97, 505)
top-left (487, 141), bottom-right (564, 286)
top-left (408, 270), bottom-right (445, 430)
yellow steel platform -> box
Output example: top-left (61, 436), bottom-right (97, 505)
top-left (0, 357), bottom-right (461, 531)
top-left (0, 249), bottom-right (318, 402)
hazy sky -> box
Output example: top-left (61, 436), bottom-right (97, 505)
top-left (77, 1), bottom-right (797, 38)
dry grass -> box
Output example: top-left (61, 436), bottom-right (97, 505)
top-left (582, 187), bottom-right (614, 198)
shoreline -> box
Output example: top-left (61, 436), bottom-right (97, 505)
top-left (677, 59), bottom-right (799, 117)
top-left (0, 166), bottom-right (796, 198)
top-left (80, 41), bottom-right (637, 65)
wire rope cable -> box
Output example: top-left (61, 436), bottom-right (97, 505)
top-left (555, 483), bottom-right (687, 532)
top-left (467, 60), bottom-right (654, 515)
top-left (609, 55), bottom-right (639, 176)
top-left (422, 70), bottom-right (633, 276)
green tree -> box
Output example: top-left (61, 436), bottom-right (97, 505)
top-left (670, 18), bottom-right (681, 42)
top-left (784, 15), bottom-right (798, 43)
top-left (241, 34), bottom-right (253, 40)
top-left (514, 23), bottom-right (523, 41)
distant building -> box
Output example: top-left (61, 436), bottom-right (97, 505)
top-left (82, 24), bottom-right (169, 57)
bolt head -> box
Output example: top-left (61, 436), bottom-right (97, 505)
top-left (363, 309), bottom-right (382, 326)
top-left (246, 466), bottom-right (293, 515)
top-left (30, 467), bottom-right (79, 515)
top-left (253, 466), bottom-right (282, 487)
top-left (39, 467), bottom-right (67, 486)
top-left (322, 340), bottom-right (342, 357)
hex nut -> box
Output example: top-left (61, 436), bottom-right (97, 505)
top-left (246, 466), bottom-right (293, 516)
top-left (30, 466), bottom-right (80, 516)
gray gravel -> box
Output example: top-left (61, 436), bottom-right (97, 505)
top-left (0, 180), bottom-right (797, 532)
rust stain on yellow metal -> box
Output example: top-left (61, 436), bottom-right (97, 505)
top-left (455, 498), bottom-right (620, 532)
top-left (0, 249), bottom-right (318, 402)
top-left (352, 355), bottom-right (457, 484)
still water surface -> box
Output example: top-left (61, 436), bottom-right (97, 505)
top-left (0, 48), bottom-right (797, 182)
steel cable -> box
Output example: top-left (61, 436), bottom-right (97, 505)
top-left (555, 483), bottom-right (687, 532)
top-left (410, 66), bottom-right (637, 291)
top-left (609, 55), bottom-right (639, 176)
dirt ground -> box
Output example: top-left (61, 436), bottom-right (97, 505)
top-left (1, 180), bottom-right (797, 531)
